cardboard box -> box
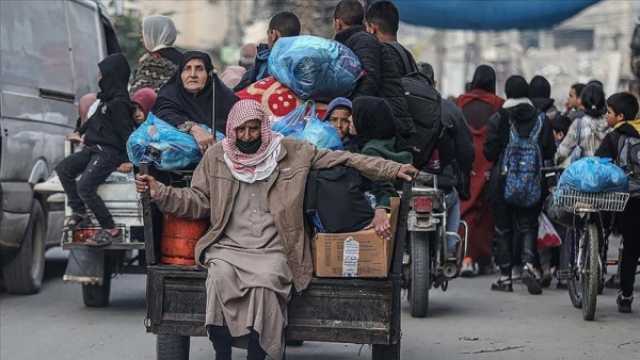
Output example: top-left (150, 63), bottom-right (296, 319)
top-left (312, 198), bottom-right (400, 278)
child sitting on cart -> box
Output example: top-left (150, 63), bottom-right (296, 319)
top-left (57, 54), bottom-right (135, 247)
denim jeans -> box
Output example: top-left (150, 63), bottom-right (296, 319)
top-left (445, 189), bottom-right (461, 253)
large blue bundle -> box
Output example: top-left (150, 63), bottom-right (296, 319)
top-left (268, 35), bottom-right (362, 101)
top-left (127, 113), bottom-right (223, 170)
top-left (558, 157), bottom-right (628, 193)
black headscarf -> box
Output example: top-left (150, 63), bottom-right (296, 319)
top-left (97, 53), bottom-right (130, 101)
top-left (470, 65), bottom-right (496, 94)
top-left (352, 97), bottom-right (396, 141)
top-left (152, 51), bottom-right (238, 133)
top-left (529, 75), bottom-right (551, 99)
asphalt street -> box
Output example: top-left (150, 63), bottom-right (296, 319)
top-left (1, 248), bottom-right (639, 360)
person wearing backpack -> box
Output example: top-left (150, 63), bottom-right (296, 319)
top-left (594, 92), bottom-right (640, 313)
top-left (555, 83), bottom-right (609, 165)
top-left (333, 0), bottom-right (412, 132)
top-left (484, 76), bottom-right (556, 295)
top-left (364, 0), bottom-right (442, 168)
top-left (419, 63), bottom-right (475, 258)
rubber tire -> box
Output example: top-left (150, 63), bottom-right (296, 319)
top-left (157, 335), bottom-right (190, 360)
top-left (2, 200), bottom-right (46, 294)
top-left (409, 231), bottom-right (431, 318)
top-left (285, 340), bottom-right (304, 346)
top-left (582, 223), bottom-right (600, 321)
top-left (82, 257), bottom-right (112, 308)
top-left (372, 343), bottom-right (400, 360)
top-left (565, 229), bottom-right (583, 309)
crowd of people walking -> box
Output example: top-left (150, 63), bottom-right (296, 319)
top-left (57, 0), bottom-right (639, 358)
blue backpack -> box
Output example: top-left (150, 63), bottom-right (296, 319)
top-left (502, 114), bottom-right (544, 207)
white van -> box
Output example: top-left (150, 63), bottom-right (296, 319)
top-left (0, 0), bottom-right (120, 294)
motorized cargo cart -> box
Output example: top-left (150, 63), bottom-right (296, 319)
top-left (142, 166), bottom-right (411, 360)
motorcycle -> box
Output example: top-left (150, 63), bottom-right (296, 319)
top-left (403, 171), bottom-right (468, 317)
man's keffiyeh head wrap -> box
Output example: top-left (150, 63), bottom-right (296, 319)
top-left (222, 99), bottom-right (283, 183)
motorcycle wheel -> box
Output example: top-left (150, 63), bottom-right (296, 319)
top-left (409, 231), bottom-right (431, 318)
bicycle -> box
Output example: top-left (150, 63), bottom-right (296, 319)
top-left (553, 187), bottom-right (629, 321)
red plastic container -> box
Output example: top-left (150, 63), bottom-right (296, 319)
top-left (160, 214), bottom-right (209, 266)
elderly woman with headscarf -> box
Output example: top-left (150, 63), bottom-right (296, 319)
top-left (135, 99), bottom-right (416, 360)
top-left (130, 15), bottom-right (183, 93)
top-left (456, 64), bottom-right (505, 277)
top-left (152, 51), bottom-right (238, 153)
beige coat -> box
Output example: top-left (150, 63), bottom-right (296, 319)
top-left (153, 138), bottom-right (401, 291)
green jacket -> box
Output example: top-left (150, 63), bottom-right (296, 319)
top-left (361, 138), bottom-right (413, 208)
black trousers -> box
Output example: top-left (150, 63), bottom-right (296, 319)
top-left (494, 201), bottom-right (540, 275)
top-left (56, 147), bottom-right (121, 229)
top-left (618, 200), bottom-right (640, 297)
top-left (207, 325), bottom-right (267, 360)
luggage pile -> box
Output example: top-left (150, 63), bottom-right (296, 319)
top-left (239, 35), bottom-right (363, 150)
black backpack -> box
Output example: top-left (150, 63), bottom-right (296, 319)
top-left (304, 166), bottom-right (374, 233)
top-left (387, 42), bottom-right (443, 168)
top-left (617, 134), bottom-right (640, 197)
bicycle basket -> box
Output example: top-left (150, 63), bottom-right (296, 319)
top-left (553, 187), bottom-right (629, 213)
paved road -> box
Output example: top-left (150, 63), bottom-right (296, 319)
top-left (1, 249), bottom-right (639, 360)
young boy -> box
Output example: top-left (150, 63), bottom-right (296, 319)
top-left (323, 97), bottom-right (353, 141)
top-left (57, 53), bottom-right (134, 246)
top-left (595, 92), bottom-right (640, 312)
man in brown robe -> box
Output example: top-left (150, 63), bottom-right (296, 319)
top-left (136, 99), bottom-right (416, 359)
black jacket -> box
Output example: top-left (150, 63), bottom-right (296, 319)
top-left (484, 102), bottom-right (556, 202)
top-left (437, 99), bottom-right (475, 199)
top-left (595, 121), bottom-right (640, 160)
top-left (80, 53), bottom-right (134, 161)
top-left (335, 25), bottom-right (381, 98)
top-left (379, 42), bottom-right (415, 139)
top-left (80, 100), bottom-right (134, 162)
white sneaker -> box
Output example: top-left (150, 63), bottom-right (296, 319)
top-left (460, 257), bottom-right (478, 277)
top-left (33, 174), bottom-right (64, 193)
top-left (511, 265), bottom-right (523, 281)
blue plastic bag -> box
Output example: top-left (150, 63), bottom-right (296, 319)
top-left (300, 104), bottom-right (343, 150)
top-left (127, 113), bottom-right (224, 170)
top-left (558, 157), bottom-right (628, 192)
top-left (268, 35), bottom-right (363, 101)
top-left (272, 102), bottom-right (343, 150)
top-left (271, 102), bottom-right (308, 139)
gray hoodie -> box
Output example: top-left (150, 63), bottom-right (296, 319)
top-left (555, 114), bottom-right (609, 166)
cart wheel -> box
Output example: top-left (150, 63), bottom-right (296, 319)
top-left (82, 257), bottom-right (112, 308)
top-left (286, 340), bottom-right (304, 346)
top-left (372, 343), bottom-right (400, 360)
top-left (157, 335), bottom-right (190, 360)
top-left (409, 231), bottom-right (431, 318)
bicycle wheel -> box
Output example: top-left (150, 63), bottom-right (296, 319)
top-left (565, 228), bottom-right (582, 309)
top-left (582, 222), bottom-right (600, 321)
